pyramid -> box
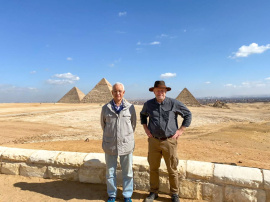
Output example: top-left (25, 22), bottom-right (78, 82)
top-left (176, 88), bottom-right (201, 107)
top-left (57, 87), bottom-right (85, 103)
top-left (213, 100), bottom-right (229, 109)
top-left (81, 78), bottom-right (113, 103)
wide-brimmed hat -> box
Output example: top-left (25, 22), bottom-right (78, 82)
top-left (149, 80), bottom-right (171, 92)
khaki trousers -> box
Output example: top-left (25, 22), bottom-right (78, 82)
top-left (148, 137), bottom-right (179, 195)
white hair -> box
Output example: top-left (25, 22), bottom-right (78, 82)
top-left (113, 82), bottom-right (125, 91)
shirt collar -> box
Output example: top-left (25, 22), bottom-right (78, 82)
top-left (155, 97), bottom-right (167, 105)
top-left (112, 99), bottom-right (123, 107)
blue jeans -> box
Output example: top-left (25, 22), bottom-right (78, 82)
top-left (105, 153), bottom-right (133, 198)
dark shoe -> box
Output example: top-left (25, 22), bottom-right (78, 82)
top-left (171, 194), bottom-right (180, 202)
top-left (107, 197), bottom-right (116, 202)
top-left (124, 198), bottom-right (132, 202)
top-left (145, 192), bottom-right (158, 202)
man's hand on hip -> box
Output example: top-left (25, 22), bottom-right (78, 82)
top-left (143, 124), bottom-right (153, 138)
top-left (172, 126), bottom-right (186, 139)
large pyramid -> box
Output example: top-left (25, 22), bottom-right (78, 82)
top-left (176, 88), bottom-right (201, 107)
top-left (81, 78), bottom-right (113, 103)
top-left (57, 87), bottom-right (85, 103)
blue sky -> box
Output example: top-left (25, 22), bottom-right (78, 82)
top-left (0, 0), bottom-right (270, 102)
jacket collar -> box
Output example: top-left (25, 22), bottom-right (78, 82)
top-left (107, 99), bottom-right (131, 114)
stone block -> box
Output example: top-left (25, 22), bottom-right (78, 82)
top-left (178, 160), bottom-right (187, 179)
top-left (83, 153), bottom-right (106, 168)
top-left (214, 164), bottom-right (263, 188)
top-left (133, 171), bottom-right (150, 191)
top-left (202, 183), bottom-right (223, 202)
top-left (225, 185), bottom-right (266, 202)
top-left (78, 167), bottom-right (106, 184)
top-left (55, 151), bottom-right (88, 167)
top-left (2, 148), bottom-right (36, 162)
top-left (116, 170), bottom-right (123, 186)
top-left (263, 169), bottom-right (270, 190)
top-left (47, 166), bottom-right (79, 181)
top-left (159, 173), bottom-right (170, 194)
top-left (29, 150), bottom-right (60, 164)
top-left (1, 162), bottom-right (21, 175)
top-left (159, 158), bottom-right (168, 174)
top-left (20, 163), bottom-right (48, 178)
top-left (266, 190), bottom-right (270, 202)
top-left (0, 147), bottom-right (9, 158)
top-left (133, 156), bottom-right (149, 172)
top-left (187, 160), bottom-right (214, 181)
top-left (179, 179), bottom-right (201, 199)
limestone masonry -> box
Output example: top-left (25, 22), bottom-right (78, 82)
top-left (0, 146), bottom-right (269, 202)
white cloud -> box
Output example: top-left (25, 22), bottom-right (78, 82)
top-left (224, 84), bottom-right (234, 87)
top-left (231, 43), bottom-right (270, 58)
top-left (160, 73), bottom-right (176, 79)
top-left (150, 41), bottom-right (160, 45)
top-left (137, 41), bottom-right (161, 46)
top-left (30, 71), bottom-right (36, 74)
top-left (108, 58), bottom-right (121, 67)
top-left (47, 72), bottom-right (80, 85)
top-left (67, 57), bottom-right (73, 61)
top-left (157, 34), bottom-right (168, 38)
top-left (47, 79), bottom-right (74, 85)
top-left (224, 80), bottom-right (268, 89)
top-left (205, 81), bottom-right (211, 84)
top-left (54, 73), bottom-right (79, 80)
top-left (265, 77), bottom-right (270, 80)
top-left (118, 11), bottom-right (127, 17)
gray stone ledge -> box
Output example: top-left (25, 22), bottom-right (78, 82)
top-left (2, 148), bottom-right (37, 162)
top-left (214, 164), bottom-right (263, 188)
top-left (83, 153), bottom-right (106, 168)
top-left (0, 147), bottom-right (10, 158)
top-left (264, 169), bottom-right (270, 190)
top-left (187, 160), bottom-right (214, 181)
top-left (55, 151), bottom-right (88, 167)
top-left (29, 150), bottom-right (61, 164)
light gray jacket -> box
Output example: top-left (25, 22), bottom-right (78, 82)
top-left (101, 99), bottom-right (136, 156)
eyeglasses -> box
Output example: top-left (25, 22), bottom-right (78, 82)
top-left (113, 90), bottom-right (124, 94)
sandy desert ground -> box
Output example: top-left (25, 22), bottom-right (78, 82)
top-left (1, 102), bottom-right (270, 201)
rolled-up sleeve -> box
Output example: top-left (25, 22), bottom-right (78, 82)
top-left (175, 101), bottom-right (192, 127)
top-left (140, 102), bottom-right (148, 125)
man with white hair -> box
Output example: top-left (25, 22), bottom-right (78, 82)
top-left (101, 82), bottom-right (137, 202)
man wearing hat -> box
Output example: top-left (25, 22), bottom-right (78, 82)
top-left (140, 81), bottom-right (192, 202)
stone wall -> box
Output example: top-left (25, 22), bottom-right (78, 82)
top-left (0, 146), bottom-right (269, 202)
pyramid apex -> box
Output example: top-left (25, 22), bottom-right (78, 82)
top-left (81, 78), bottom-right (113, 103)
top-left (97, 78), bottom-right (112, 87)
top-left (57, 86), bottom-right (85, 103)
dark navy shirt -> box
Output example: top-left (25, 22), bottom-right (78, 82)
top-left (140, 97), bottom-right (192, 138)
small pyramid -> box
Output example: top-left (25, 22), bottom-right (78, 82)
top-left (213, 100), bottom-right (229, 109)
top-left (81, 78), bottom-right (113, 103)
top-left (57, 87), bottom-right (85, 103)
top-left (176, 88), bottom-right (201, 107)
